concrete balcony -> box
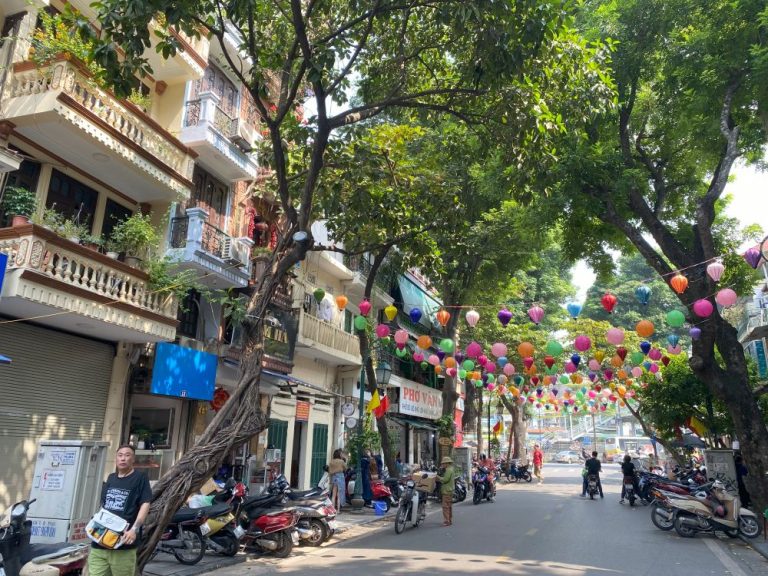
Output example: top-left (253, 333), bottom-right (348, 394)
top-left (738, 308), bottom-right (768, 343)
top-left (180, 92), bottom-right (259, 182)
top-left (144, 25), bottom-right (210, 83)
top-left (4, 59), bottom-right (196, 202)
top-left (166, 207), bottom-right (252, 289)
top-left (341, 254), bottom-right (394, 309)
top-left (296, 309), bottom-right (361, 366)
top-left (0, 224), bottom-right (178, 342)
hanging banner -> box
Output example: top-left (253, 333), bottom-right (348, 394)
top-left (295, 400), bottom-right (310, 422)
top-left (399, 381), bottom-right (443, 420)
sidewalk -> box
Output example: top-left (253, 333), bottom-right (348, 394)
top-left (142, 506), bottom-right (389, 576)
top-left (739, 512), bottom-right (768, 561)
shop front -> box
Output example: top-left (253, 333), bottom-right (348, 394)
top-left (388, 377), bottom-right (443, 469)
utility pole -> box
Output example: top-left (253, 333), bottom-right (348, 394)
top-left (591, 412), bottom-right (597, 454)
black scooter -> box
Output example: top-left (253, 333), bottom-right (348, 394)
top-left (507, 461), bottom-right (533, 483)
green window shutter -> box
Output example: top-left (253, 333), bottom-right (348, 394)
top-left (268, 419), bottom-right (288, 455)
top-left (309, 424), bottom-right (329, 486)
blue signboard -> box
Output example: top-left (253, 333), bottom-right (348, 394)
top-left (754, 340), bottom-right (768, 379)
top-left (0, 252), bottom-right (7, 296)
top-left (150, 342), bottom-right (217, 401)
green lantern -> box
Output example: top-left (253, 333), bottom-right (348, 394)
top-left (439, 338), bottom-right (455, 353)
top-left (462, 359), bottom-right (475, 371)
top-left (545, 340), bottom-right (563, 356)
top-left (474, 380), bottom-right (483, 388)
top-left (313, 287), bottom-right (326, 303)
top-left (458, 369), bottom-right (467, 379)
top-left (395, 347), bottom-right (408, 358)
top-left (630, 351), bottom-right (644, 365)
top-left (487, 374), bottom-right (495, 383)
top-left (354, 315), bottom-right (367, 331)
top-left (666, 309), bottom-right (685, 327)
top-left (421, 361), bottom-right (429, 370)
top-left (559, 375), bottom-right (569, 384)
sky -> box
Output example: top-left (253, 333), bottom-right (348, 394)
top-left (570, 161), bottom-right (767, 302)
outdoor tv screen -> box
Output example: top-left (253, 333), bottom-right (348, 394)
top-left (150, 342), bottom-right (217, 401)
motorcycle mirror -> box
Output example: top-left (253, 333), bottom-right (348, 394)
top-left (225, 478), bottom-right (236, 489)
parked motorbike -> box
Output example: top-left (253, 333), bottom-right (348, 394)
top-left (472, 466), bottom-right (495, 504)
top-left (344, 470), bottom-right (396, 511)
top-left (0, 500), bottom-right (88, 576)
top-left (586, 474), bottom-right (600, 500)
top-left (672, 481), bottom-right (761, 539)
top-left (202, 479), bottom-right (247, 556)
top-left (622, 475), bottom-right (637, 506)
top-left (507, 461), bottom-right (533, 483)
top-left (152, 506), bottom-right (209, 565)
top-left (267, 476), bottom-right (337, 546)
top-left (235, 492), bottom-right (300, 557)
top-left (453, 476), bottom-right (467, 503)
top-left (394, 477), bottom-right (427, 534)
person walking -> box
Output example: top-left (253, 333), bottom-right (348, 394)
top-left (88, 444), bottom-right (152, 576)
top-left (532, 444), bottom-right (544, 484)
top-left (327, 449), bottom-right (347, 512)
top-left (436, 456), bottom-right (457, 526)
top-left (734, 454), bottom-right (751, 508)
top-left (361, 449), bottom-right (375, 506)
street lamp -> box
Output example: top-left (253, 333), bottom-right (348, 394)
top-left (350, 360), bottom-right (391, 509)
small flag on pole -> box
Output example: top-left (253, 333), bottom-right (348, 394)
top-left (366, 389), bottom-right (380, 413)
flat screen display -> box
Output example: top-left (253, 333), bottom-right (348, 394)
top-left (150, 342), bottom-right (217, 400)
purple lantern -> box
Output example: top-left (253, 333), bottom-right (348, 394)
top-left (743, 247), bottom-right (762, 269)
top-left (689, 326), bottom-right (702, 340)
top-left (497, 308), bottom-right (513, 327)
top-left (436, 350), bottom-right (446, 362)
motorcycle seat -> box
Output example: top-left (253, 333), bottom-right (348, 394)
top-left (241, 493), bottom-right (280, 509)
top-left (172, 507), bottom-right (205, 523)
top-left (21, 543), bottom-right (81, 565)
top-left (196, 502), bottom-right (232, 517)
top-left (286, 488), bottom-right (322, 499)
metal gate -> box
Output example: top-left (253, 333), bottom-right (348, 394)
top-left (309, 423), bottom-right (328, 487)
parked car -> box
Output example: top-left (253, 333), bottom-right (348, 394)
top-left (554, 451), bottom-right (583, 464)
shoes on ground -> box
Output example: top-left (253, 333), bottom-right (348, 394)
top-left (620, 499), bottom-right (624, 504)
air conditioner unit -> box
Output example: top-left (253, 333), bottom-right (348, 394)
top-left (221, 238), bottom-right (250, 267)
top-left (178, 336), bottom-right (205, 351)
top-left (228, 118), bottom-right (254, 150)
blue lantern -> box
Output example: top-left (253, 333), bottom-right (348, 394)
top-left (409, 307), bottom-right (422, 323)
top-left (566, 302), bottom-right (582, 319)
top-left (635, 285), bottom-right (652, 305)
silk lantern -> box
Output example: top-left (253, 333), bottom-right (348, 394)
top-left (670, 273), bottom-right (688, 294)
top-left (545, 340), bottom-right (563, 356)
top-left (689, 327), bottom-right (702, 340)
top-left (384, 304), bottom-right (398, 322)
top-left (667, 334), bottom-right (680, 347)
top-left (394, 329), bottom-right (409, 345)
top-left (313, 287), bottom-right (325, 303)
top-left (354, 315), bottom-right (367, 331)
top-left (503, 363), bottom-right (515, 376)
top-left (666, 310), bottom-right (686, 327)
top-left (667, 344), bottom-right (682, 355)
top-left (413, 352), bottom-right (424, 363)
top-left (636, 320), bottom-right (655, 338)
top-left (649, 348), bottom-right (662, 361)
top-left (566, 302), bottom-right (582, 319)
top-left (375, 324), bottom-right (390, 338)
top-left (574, 335), bottom-right (591, 352)
top-left (518, 342), bottom-right (535, 358)
top-left (706, 260), bottom-right (725, 282)
top-left (491, 342), bottom-right (508, 358)
top-left (528, 305), bottom-right (545, 325)
top-left (436, 309), bottom-right (451, 327)
top-left (358, 299), bottom-right (372, 316)
top-left (635, 285), bottom-right (652, 305)
top-left (606, 328), bottom-right (625, 346)
top-left (466, 341), bottom-right (482, 358)
top-left (465, 309), bottom-right (480, 328)
top-left (440, 339), bottom-right (455, 353)
top-left (497, 308), bottom-right (513, 327)
top-left (693, 298), bottom-right (714, 318)
top-left (335, 294), bottom-right (348, 311)
top-left (639, 341), bottom-right (651, 355)
top-left (417, 335), bottom-right (432, 349)
top-left (428, 354), bottom-right (440, 366)
top-left (601, 293), bottom-right (618, 313)
top-left (715, 288), bottom-right (737, 308)
top-left (743, 247), bottom-right (762, 269)
top-left (409, 307), bottom-right (423, 323)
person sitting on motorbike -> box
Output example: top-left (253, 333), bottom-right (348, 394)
top-left (620, 454), bottom-right (639, 503)
top-left (581, 451), bottom-right (604, 498)
top-left (478, 454), bottom-right (496, 494)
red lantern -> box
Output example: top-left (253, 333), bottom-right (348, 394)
top-left (601, 293), bottom-right (618, 314)
top-left (210, 388), bottom-right (230, 411)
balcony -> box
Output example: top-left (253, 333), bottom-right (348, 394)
top-left (738, 308), bottom-right (768, 343)
top-left (4, 59), bottom-right (196, 202)
top-left (180, 92), bottom-right (259, 182)
top-left (0, 224), bottom-right (178, 342)
top-left (341, 254), bottom-right (394, 308)
top-left (144, 25), bottom-right (210, 83)
top-left (296, 309), bottom-right (361, 366)
top-left (166, 207), bottom-right (252, 288)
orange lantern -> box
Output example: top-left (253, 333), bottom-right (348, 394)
top-left (617, 369), bottom-right (627, 380)
top-left (434, 365), bottom-right (443, 375)
top-left (444, 357), bottom-right (456, 369)
top-left (617, 385), bottom-right (627, 397)
top-left (611, 355), bottom-right (623, 367)
top-left (335, 294), bottom-right (349, 311)
top-left (436, 309), bottom-right (451, 327)
top-left (670, 273), bottom-right (688, 294)
top-left (517, 342), bottom-right (535, 358)
top-left (510, 386), bottom-right (520, 396)
top-left (417, 335), bottom-right (432, 350)
top-left (636, 320), bottom-right (655, 338)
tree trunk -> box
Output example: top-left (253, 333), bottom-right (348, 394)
top-left (623, 399), bottom-right (684, 467)
top-left (135, 243), bottom-right (304, 570)
top-left (691, 315), bottom-right (768, 515)
top-left (476, 390), bottom-right (484, 457)
top-left (440, 315), bottom-right (460, 417)
top-left (499, 395), bottom-right (527, 461)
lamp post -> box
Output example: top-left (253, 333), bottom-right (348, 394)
top-left (350, 359), bottom-right (392, 509)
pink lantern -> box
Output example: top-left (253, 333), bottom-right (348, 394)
top-left (413, 352), bottom-right (424, 363)
top-left (588, 390), bottom-right (596, 399)
top-left (487, 383), bottom-right (495, 391)
top-left (375, 324), bottom-right (390, 338)
top-left (574, 335), bottom-right (592, 352)
top-left (648, 348), bottom-right (662, 361)
top-left (649, 363), bottom-right (659, 374)
top-left (604, 369), bottom-right (614, 381)
top-left (447, 367), bottom-right (457, 377)
top-left (491, 342), bottom-right (508, 358)
top-left (606, 327), bottom-right (625, 346)
top-left (667, 344), bottom-right (682, 355)
top-left (715, 288), bottom-right (737, 308)
top-left (466, 341), bottom-right (482, 358)
top-left (523, 357), bottom-right (534, 369)
top-left (528, 305), bottom-right (545, 325)
top-left (588, 359), bottom-right (601, 371)
top-left (485, 361), bottom-right (497, 373)
top-left (706, 260), bottom-right (725, 282)
top-left (394, 329), bottom-right (409, 345)
top-left (358, 299), bottom-right (372, 316)
top-left (478, 354), bottom-right (488, 366)
top-left (465, 309), bottom-right (480, 328)
top-left (503, 363), bottom-right (516, 376)
top-left (692, 298), bottom-right (714, 318)
top-left (631, 366), bottom-right (643, 378)
top-left (564, 361), bottom-right (577, 374)
top-left (428, 354), bottom-right (441, 366)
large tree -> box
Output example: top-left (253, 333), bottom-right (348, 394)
top-left (85, 0), bottom-right (604, 565)
top-left (537, 0), bottom-right (768, 512)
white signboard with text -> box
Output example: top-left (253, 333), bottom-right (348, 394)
top-left (400, 381), bottom-right (443, 420)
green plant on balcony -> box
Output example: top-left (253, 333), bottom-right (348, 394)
top-left (109, 213), bottom-right (160, 261)
top-left (126, 89), bottom-right (152, 112)
top-left (59, 218), bottom-right (89, 243)
top-left (30, 206), bottom-right (64, 231)
top-left (436, 414), bottom-right (456, 439)
top-left (1, 186), bottom-right (37, 224)
top-left (80, 232), bottom-right (105, 251)
top-left (30, 7), bottom-right (107, 85)
top-left (146, 256), bottom-right (203, 302)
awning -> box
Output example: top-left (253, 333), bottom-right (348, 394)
top-left (398, 277), bottom-right (441, 329)
top-left (389, 415), bottom-right (438, 431)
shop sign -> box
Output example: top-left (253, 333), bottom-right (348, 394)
top-left (295, 400), bottom-right (311, 422)
top-left (400, 381), bottom-right (442, 420)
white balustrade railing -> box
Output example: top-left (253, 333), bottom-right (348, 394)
top-left (300, 310), bottom-right (361, 358)
top-left (0, 226), bottom-right (177, 318)
top-left (9, 59), bottom-right (195, 180)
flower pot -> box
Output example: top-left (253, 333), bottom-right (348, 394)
top-left (83, 242), bottom-right (100, 251)
top-left (11, 214), bottom-right (29, 227)
top-left (123, 255), bottom-right (142, 268)
top-left (68, 236), bottom-right (80, 244)
top-left (106, 251), bottom-right (119, 260)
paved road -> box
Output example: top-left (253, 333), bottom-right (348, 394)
top-left (211, 463), bottom-right (767, 576)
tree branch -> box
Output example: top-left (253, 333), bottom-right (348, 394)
top-left (326, 0), bottom-right (381, 95)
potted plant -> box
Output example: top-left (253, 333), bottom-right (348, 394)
top-left (31, 206), bottom-right (64, 232)
top-left (80, 232), bottom-right (104, 251)
top-left (1, 186), bottom-right (37, 226)
top-left (59, 218), bottom-right (88, 244)
top-left (104, 238), bottom-right (120, 259)
top-left (109, 213), bottom-right (160, 267)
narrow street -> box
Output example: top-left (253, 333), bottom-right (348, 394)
top-left (209, 464), bottom-right (767, 576)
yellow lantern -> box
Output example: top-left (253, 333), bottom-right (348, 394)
top-left (594, 350), bottom-right (605, 363)
top-left (617, 385), bottom-right (627, 397)
top-left (384, 304), bottom-right (398, 322)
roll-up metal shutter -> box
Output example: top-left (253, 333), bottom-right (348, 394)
top-left (0, 322), bottom-right (113, 509)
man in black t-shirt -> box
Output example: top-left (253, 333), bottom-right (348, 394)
top-left (620, 454), bottom-right (638, 503)
top-left (89, 445), bottom-right (152, 576)
top-left (581, 451), bottom-right (604, 498)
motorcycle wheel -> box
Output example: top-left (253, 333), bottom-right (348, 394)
top-left (173, 526), bottom-right (206, 565)
top-left (628, 494), bottom-right (636, 507)
top-left (724, 527), bottom-right (740, 538)
top-left (212, 531), bottom-right (240, 557)
top-left (304, 519), bottom-right (327, 547)
top-left (473, 487), bottom-right (482, 505)
top-left (650, 503), bottom-right (675, 531)
top-left (674, 514), bottom-right (697, 538)
top-left (524, 472), bottom-right (532, 483)
top-left (738, 515), bottom-right (762, 538)
top-left (395, 503), bottom-right (409, 534)
top-left (415, 499), bottom-right (426, 527)
top-left (272, 532), bottom-right (294, 559)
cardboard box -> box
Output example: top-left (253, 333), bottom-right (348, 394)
top-left (200, 478), bottom-right (219, 495)
top-left (412, 472), bottom-right (437, 492)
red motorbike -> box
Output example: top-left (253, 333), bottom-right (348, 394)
top-left (344, 470), bottom-right (396, 512)
top-left (233, 491), bottom-right (300, 558)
